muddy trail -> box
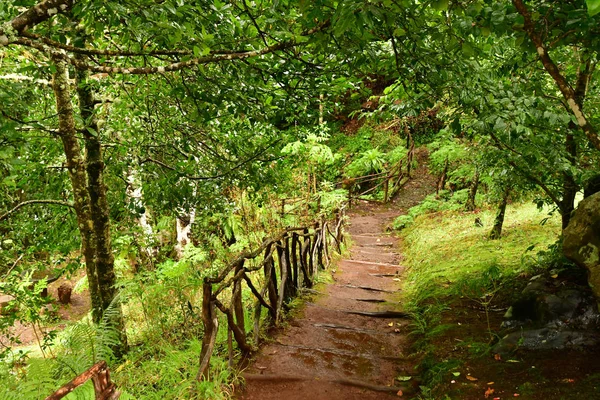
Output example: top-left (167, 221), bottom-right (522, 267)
top-left (238, 150), bottom-right (437, 400)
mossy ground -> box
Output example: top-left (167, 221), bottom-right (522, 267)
top-left (399, 201), bottom-right (600, 399)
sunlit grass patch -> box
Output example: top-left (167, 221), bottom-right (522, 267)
top-left (401, 202), bottom-right (561, 305)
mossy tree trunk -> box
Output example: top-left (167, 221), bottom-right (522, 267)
top-left (53, 57), bottom-right (127, 355)
top-left (489, 188), bottom-right (510, 240)
top-left (76, 65), bottom-right (127, 356)
top-left (52, 58), bottom-right (103, 321)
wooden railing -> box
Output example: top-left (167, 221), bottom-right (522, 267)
top-left (348, 135), bottom-right (415, 204)
top-left (196, 211), bottom-right (345, 379)
top-left (46, 361), bottom-right (119, 400)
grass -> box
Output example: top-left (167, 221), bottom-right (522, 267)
top-left (401, 201), bottom-right (561, 307)
top-left (399, 201), bottom-right (564, 399)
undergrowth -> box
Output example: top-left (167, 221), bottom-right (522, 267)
top-left (400, 201), bottom-right (562, 397)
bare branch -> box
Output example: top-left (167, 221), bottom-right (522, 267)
top-left (141, 139), bottom-right (281, 181)
top-left (20, 31), bottom-right (247, 58)
top-left (1, 0), bottom-right (74, 42)
top-left (0, 200), bottom-right (74, 222)
top-left (13, 21), bottom-right (329, 75)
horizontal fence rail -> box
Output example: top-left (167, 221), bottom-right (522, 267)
top-left (46, 361), bottom-right (119, 400)
top-left (45, 211), bottom-right (346, 397)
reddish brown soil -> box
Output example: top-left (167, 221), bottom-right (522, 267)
top-left (237, 149), bottom-right (437, 399)
top-left (424, 299), bottom-right (600, 400)
top-left (2, 271), bottom-right (90, 347)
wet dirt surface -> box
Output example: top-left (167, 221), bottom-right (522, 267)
top-left (238, 149), bottom-right (437, 399)
top-left (1, 271), bottom-right (90, 347)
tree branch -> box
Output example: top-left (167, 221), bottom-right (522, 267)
top-left (140, 139), bottom-right (281, 181)
top-left (0, 0), bottom-right (74, 44)
top-left (488, 131), bottom-right (562, 208)
top-left (20, 31), bottom-right (248, 57)
top-left (512, 0), bottom-right (600, 151)
top-left (0, 200), bottom-right (74, 222)
top-left (13, 21), bottom-right (330, 75)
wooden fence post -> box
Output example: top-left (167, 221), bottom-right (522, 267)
top-left (384, 175), bottom-right (389, 203)
top-left (283, 234), bottom-right (295, 298)
top-left (263, 243), bottom-right (278, 323)
top-left (233, 259), bottom-right (245, 333)
top-left (197, 282), bottom-right (218, 381)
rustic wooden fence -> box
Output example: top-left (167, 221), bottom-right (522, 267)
top-left (46, 211), bottom-right (344, 397)
top-left (348, 135), bottom-right (415, 204)
top-left (196, 211), bottom-right (345, 379)
top-left (46, 361), bottom-right (119, 400)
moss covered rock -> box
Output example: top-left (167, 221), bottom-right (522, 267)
top-left (563, 192), bottom-right (600, 298)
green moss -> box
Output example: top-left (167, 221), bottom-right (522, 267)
top-left (401, 202), bottom-right (561, 306)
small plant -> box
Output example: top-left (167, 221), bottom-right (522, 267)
top-left (344, 148), bottom-right (387, 178)
top-left (456, 262), bottom-right (503, 342)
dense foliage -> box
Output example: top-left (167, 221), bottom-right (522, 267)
top-left (1, 0), bottom-right (599, 398)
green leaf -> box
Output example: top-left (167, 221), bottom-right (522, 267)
top-left (396, 375), bottom-right (412, 382)
top-left (452, 372), bottom-right (461, 377)
top-left (462, 42), bottom-right (475, 57)
top-left (431, 0), bottom-right (449, 12)
top-left (393, 27), bottom-right (406, 36)
top-left (586, 0), bottom-right (600, 16)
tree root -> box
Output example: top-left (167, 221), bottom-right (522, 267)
top-left (243, 373), bottom-right (410, 394)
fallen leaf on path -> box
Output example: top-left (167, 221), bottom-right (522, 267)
top-left (484, 387), bottom-right (495, 398)
top-left (514, 393), bottom-right (520, 397)
top-left (394, 328), bottom-right (401, 333)
top-left (388, 322), bottom-right (394, 327)
top-left (466, 375), bottom-right (478, 381)
top-left (452, 372), bottom-right (461, 377)
top-left (487, 382), bottom-right (494, 385)
top-left (257, 366), bottom-right (267, 370)
top-left (396, 375), bottom-right (412, 382)
top-left (396, 389), bottom-right (403, 397)
top-left (494, 353), bottom-right (502, 361)
top-left (562, 378), bottom-right (575, 383)
top-left (507, 359), bottom-right (520, 363)
top-left (451, 380), bottom-right (456, 384)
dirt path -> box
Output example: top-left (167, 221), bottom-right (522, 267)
top-left (238, 150), bottom-right (436, 400)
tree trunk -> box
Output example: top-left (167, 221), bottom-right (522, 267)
top-left (126, 168), bottom-right (154, 260)
top-left (560, 131), bottom-right (578, 230)
top-left (465, 168), bottom-right (480, 212)
top-left (52, 58), bottom-right (103, 322)
top-left (436, 158), bottom-right (449, 195)
top-left (175, 211), bottom-right (195, 259)
top-left (560, 57), bottom-right (590, 229)
top-left (513, 0), bottom-right (600, 151)
top-left (489, 189), bottom-right (510, 240)
top-left (76, 65), bottom-right (127, 356)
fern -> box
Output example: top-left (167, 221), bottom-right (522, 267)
top-left (0, 295), bottom-right (124, 400)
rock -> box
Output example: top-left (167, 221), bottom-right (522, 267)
top-left (57, 283), bottom-right (72, 304)
top-left (497, 274), bottom-right (600, 355)
top-left (563, 192), bottom-right (600, 298)
top-left (494, 328), bottom-right (600, 355)
top-left (502, 276), bottom-right (600, 330)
